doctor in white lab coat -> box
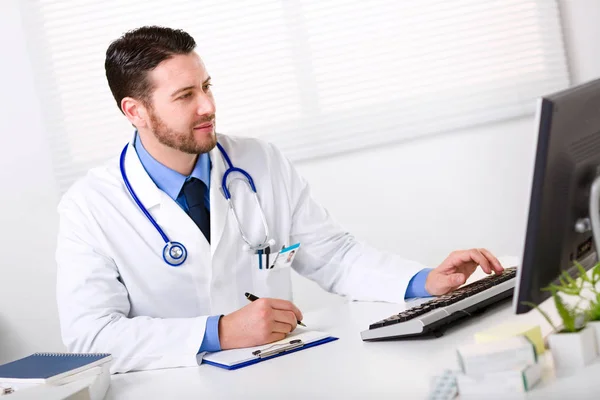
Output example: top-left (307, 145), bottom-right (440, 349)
top-left (55, 26), bottom-right (504, 373)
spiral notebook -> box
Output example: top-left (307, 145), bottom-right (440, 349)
top-left (0, 353), bottom-right (112, 384)
top-left (202, 328), bottom-right (338, 370)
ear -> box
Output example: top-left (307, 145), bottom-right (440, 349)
top-left (121, 97), bottom-right (150, 128)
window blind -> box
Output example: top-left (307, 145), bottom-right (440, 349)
top-left (20, 0), bottom-right (570, 193)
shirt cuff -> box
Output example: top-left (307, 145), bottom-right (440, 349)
top-left (198, 315), bottom-right (222, 353)
top-left (404, 268), bottom-right (434, 299)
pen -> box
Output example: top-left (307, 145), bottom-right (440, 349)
top-left (269, 245), bottom-right (285, 269)
top-left (245, 292), bottom-right (306, 327)
top-left (265, 246), bottom-right (270, 268)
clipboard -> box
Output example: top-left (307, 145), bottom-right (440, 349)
top-left (202, 329), bottom-right (338, 370)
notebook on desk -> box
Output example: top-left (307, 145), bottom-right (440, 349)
top-left (0, 353), bottom-right (112, 385)
top-left (202, 329), bottom-right (338, 370)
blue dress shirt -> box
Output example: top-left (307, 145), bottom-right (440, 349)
top-left (134, 134), bottom-right (220, 353)
top-left (134, 133), bottom-right (211, 212)
top-left (405, 268), bottom-right (433, 298)
top-left (133, 133), bottom-right (431, 354)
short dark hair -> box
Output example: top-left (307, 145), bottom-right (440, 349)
top-left (105, 26), bottom-right (196, 112)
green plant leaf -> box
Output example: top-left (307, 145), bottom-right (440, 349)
top-left (522, 301), bottom-right (558, 331)
top-left (554, 292), bottom-right (577, 332)
top-left (588, 299), bottom-right (600, 321)
top-left (575, 262), bottom-right (590, 283)
top-left (558, 275), bottom-right (569, 288)
top-left (562, 271), bottom-right (582, 293)
top-left (545, 283), bottom-right (580, 296)
top-left (593, 263), bottom-right (600, 285)
top-left (562, 271), bottom-right (577, 286)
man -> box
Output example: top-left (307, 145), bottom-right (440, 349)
top-left (56, 26), bottom-right (504, 373)
top-left (286, 250), bottom-right (296, 264)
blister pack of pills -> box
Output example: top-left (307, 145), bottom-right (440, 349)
top-left (428, 369), bottom-right (458, 400)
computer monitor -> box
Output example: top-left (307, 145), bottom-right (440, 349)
top-left (513, 78), bottom-right (600, 314)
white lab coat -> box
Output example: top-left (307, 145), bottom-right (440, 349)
top-left (56, 134), bottom-right (427, 373)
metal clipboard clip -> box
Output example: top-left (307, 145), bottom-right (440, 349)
top-left (252, 339), bottom-right (304, 358)
top-left (1, 386), bottom-right (14, 396)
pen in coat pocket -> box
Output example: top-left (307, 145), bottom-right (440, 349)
top-left (269, 245), bottom-right (286, 269)
top-left (265, 246), bottom-right (270, 268)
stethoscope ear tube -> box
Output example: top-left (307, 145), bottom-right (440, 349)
top-left (121, 144), bottom-right (186, 267)
top-left (120, 145), bottom-right (171, 243)
top-left (226, 189), bottom-right (272, 252)
top-left (221, 167), bottom-right (257, 199)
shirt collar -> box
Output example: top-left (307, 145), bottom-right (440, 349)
top-left (134, 132), bottom-right (211, 201)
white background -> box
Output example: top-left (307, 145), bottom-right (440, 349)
top-left (1, 0), bottom-right (599, 364)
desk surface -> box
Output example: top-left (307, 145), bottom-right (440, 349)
top-left (105, 298), bottom-right (600, 399)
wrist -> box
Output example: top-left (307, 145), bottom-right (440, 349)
top-left (424, 273), bottom-right (432, 295)
top-left (424, 270), bottom-right (440, 296)
top-left (218, 314), bottom-right (233, 350)
top-left (421, 268), bottom-right (436, 296)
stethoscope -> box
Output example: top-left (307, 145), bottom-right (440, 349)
top-left (119, 141), bottom-right (274, 267)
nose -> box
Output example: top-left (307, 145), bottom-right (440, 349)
top-left (196, 92), bottom-right (215, 116)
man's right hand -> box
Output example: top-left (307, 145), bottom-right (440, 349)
top-left (218, 298), bottom-right (304, 350)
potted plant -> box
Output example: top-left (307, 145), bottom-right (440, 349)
top-left (579, 262), bottom-right (600, 353)
top-left (587, 296), bottom-right (600, 352)
top-left (524, 267), bottom-right (598, 376)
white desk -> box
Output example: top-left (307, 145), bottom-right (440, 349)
top-left (105, 299), bottom-right (600, 399)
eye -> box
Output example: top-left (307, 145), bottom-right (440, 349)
top-left (178, 92), bottom-right (193, 100)
top-left (203, 83), bottom-right (212, 91)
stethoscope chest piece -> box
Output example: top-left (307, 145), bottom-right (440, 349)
top-left (163, 241), bottom-right (187, 266)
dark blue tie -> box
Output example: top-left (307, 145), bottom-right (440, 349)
top-left (182, 178), bottom-right (210, 242)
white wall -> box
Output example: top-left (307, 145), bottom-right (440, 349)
top-left (290, 0), bottom-right (600, 310)
top-left (290, 116), bottom-right (537, 309)
top-left (0, 1), bottom-right (64, 363)
top-left (1, 0), bottom-right (599, 363)
top-left (559, 0), bottom-right (600, 85)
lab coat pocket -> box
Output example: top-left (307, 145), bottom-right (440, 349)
top-left (251, 263), bottom-right (293, 301)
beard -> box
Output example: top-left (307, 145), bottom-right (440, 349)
top-left (147, 108), bottom-right (217, 154)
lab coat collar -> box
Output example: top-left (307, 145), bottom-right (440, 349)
top-left (123, 139), bottom-right (161, 210)
top-left (209, 134), bottom-right (230, 255)
top-left (124, 133), bottom-right (228, 254)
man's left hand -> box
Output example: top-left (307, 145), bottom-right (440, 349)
top-left (425, 248), bottom-right (504, 296)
